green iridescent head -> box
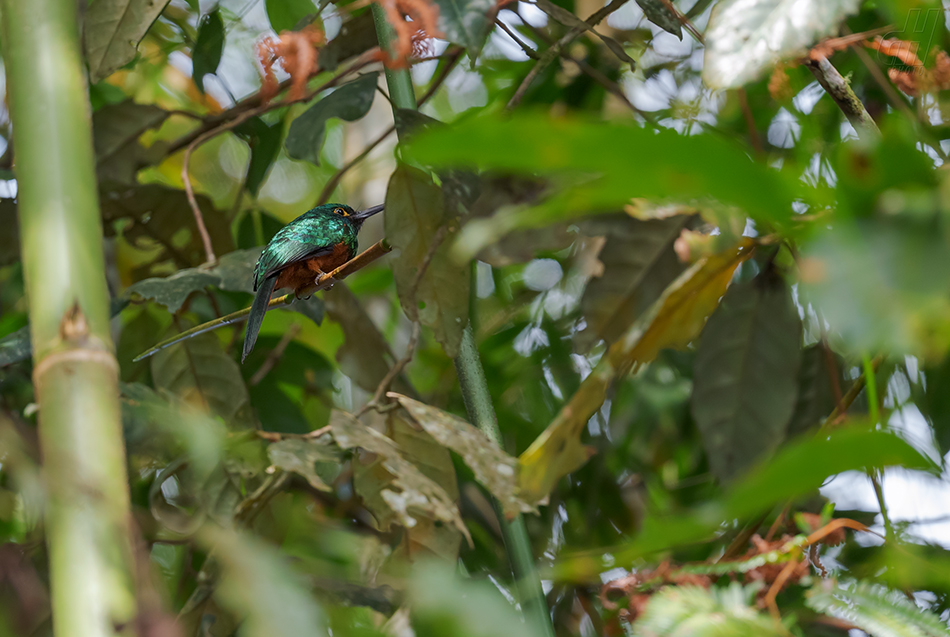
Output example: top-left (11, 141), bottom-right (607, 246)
top-left (307, 202), bottom-right (384, 229)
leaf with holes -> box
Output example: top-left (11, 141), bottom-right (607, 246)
top-left (267, 438), bottom-right (341, 491)
top-left (384, 165), bottom-right (469, 357)
top-left (692, 271), bottom-right (803, 483)
top-left (193, 9), bottom-right (225, 93)
top-left (84, 0), bottom-right (172, 82)
top-left (390, 393), bottom-right (537, 518)
top-left (331, 410), bottom-right (470, 544)
top-left (286, 73), bottom-right (379, 165)
top-left (151, 331), bottom-right (251, 424)
top-left (703, 0), bottom-right (861, 89)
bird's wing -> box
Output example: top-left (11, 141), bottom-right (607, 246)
top-left (254, 238), bottom-right (333, 290)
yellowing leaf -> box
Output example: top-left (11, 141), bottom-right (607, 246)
top-left (388, 393), bottom-right (537, 519)
top-left (518, 239), bottom-right (755, 503)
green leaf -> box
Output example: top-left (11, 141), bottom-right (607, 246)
top-left (286, 72), bottom-right (379, 165)
top-left (330, 410), bottom-right (470, 544)
top-left (805, 579), bottom-right (950, 637)
top-left (202, 527), bottom-right (327, 637)
top-left (322, 286), bottom-right (398, 392)
top-left (633, 583), bottom-right (786, 637)
top-left (691, 270), bottom-right (803, 482)
top-left (0, 326), bottom-right (30, 368)
top-left (93, 100), bottom-right (169, 184)
top-left (151, 331), bottom-right (252, 424)
top-left (267, 438), bottom-right (341, 491)
top-left (636, 0), bottom-right (683, 38)
top-left (127, 270), bottom-right (219, 314)
top-left (101, 184), bottom-right (235, 272)
top-left (787, 344), bottom-right (843, 438)
top-left (384, 165), bottom-right (469, 357)
top-left (578, 214), bottom-right (694, 349)
top-left (265, 0), bottom-right (318, 32)
top-left (193, 9), bottom-right (225, 94)
top-left (703, 0), bottom-right (861, 89)
top-left (236, 118), bottom-right (284, 197)
top-left (84, 0), bottom-right (173, 82)
top-left (405, 115), bottom-right (797, 258)
top-left (389, 393), bottom-right (537, 518)
top-left (433, 0), bottom-right (493, 60)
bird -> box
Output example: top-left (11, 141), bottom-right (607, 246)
top-left (242, 202), bottom-right (384, 363)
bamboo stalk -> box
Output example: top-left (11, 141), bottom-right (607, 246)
top-left (1, 1), bottom-right (138, 635)
top-left (370, 10), bottom-right (556, 636)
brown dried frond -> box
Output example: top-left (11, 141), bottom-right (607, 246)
top-left (867, 36), bottom-right (923, 68)
top-left (375, 0), bottom-right (441, 68)
top-left (256, 25), bottom-right (326, 102)
top-left (768, 64), bottom-right (792, 101)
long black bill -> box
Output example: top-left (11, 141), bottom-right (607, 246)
top-left (351, 203), bottom-right (384, 221)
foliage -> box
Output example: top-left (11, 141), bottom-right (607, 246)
top-left (3, 0), bottom-right (950, 635)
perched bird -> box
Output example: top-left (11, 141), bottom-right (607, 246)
top-left (242, 202), bottom-right (384, 362)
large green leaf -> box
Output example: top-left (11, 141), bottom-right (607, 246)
top-left (84, 0), bottom-right (172, 82)
top-left (151, 331), bottom-right (251, 424)
top-left (193, 9), bottom-right (225, 94)
top-left (286, 73), bottom-right (379, 165)
top-left (405, 115), bottom-right (797, 258)
top-left (786, 344), bottom-right (843, 438)
top-left (691, 271), bottom-right (803, 482)
top-left (703, 0), bottom-right (861, 89)
top-left (578, 214), bottom-right (694, 349)
top-left (805, 579), bottom-right (950, 637)
top-left (433, 0), bottom-right (493, 60)
top-left (384, 166), bottom-right (469, 358)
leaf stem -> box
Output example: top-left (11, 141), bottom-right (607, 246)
top-left (371, 10), bottom-right (555, 635)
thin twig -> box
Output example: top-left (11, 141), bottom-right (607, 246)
top-left (870, 472), bottom-right (895, 540)
top-left (512, 11), bottom-right (646, 117)
top-left (249, 323), bottom-right (301, 386)
top-left (736, 88), bottom-right (763, 155)
top-left (507, 0), bottom-right (629, 109)
top-left (805, 54), bottom-right (880, 137)
top-left (821, 355), bottom-right (884, 429)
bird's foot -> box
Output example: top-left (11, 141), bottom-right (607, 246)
top-left (315, 271), bottom-right (338, 290)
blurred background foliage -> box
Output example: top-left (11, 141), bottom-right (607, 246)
top-left (3, 0), bottom-right (950, 635)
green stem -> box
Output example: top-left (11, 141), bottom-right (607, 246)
top-left (2, 0), bottom-right (138, 634)
top-left (369, 11), bottom-right (554, 636)
top-left (455, 327), bottom-right (555, 637)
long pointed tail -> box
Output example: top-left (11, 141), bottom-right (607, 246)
top-left (243, 276), bottom-right (277, 363)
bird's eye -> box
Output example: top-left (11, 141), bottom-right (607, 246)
top-left (335, 207), bottom-right (348, 217)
